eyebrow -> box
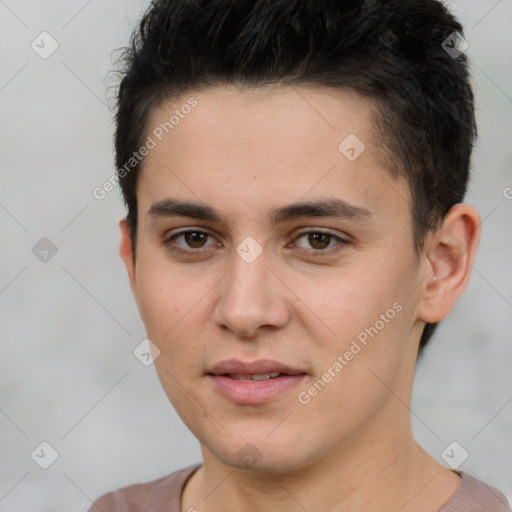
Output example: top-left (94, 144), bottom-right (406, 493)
top-left (147, 197), bottom-right (373, 226)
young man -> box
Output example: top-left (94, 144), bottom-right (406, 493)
top-left (90, 0), bottom-right (510, 510)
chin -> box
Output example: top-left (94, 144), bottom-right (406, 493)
top-left (222, 450), bottom-right (308, 474)
top-left (202, 430), bottom-right (320, 475)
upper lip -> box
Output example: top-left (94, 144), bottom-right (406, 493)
top-left (207, 359), bottom-right (306, 376)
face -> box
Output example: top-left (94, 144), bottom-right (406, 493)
top-left (121, 85), bottom-right (431, 473)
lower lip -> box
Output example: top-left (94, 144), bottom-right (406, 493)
top-left (207, 374), bottom-right (306, 405)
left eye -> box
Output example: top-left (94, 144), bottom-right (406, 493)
top-left (293, 231), bottom-right (345, 252)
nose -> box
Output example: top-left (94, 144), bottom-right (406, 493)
top-left (213, 250), bottom-right (291, 338)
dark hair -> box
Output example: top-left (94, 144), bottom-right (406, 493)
top-left (112, 0), bottom-right (476, 352)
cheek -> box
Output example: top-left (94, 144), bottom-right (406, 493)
top-left (138, 268), bottom-right (207, 410)
top-left (307, 306), bottom-right (411, 430)
top-left (305, 263), bottom-right (399, 339)
top-left (135, 259), bottom-right (211, 372)
top-left (311, 256), bottom-right (414, 370)
top-left (135, 256), bottom-right (191, 335)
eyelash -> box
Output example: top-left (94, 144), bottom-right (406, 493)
top-left (162, 229), bottom-right (351, 257)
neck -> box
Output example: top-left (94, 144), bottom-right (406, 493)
top-left (182, 414), bottom-right (460, 512)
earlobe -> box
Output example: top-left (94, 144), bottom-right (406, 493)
top-left (119, 218), bottom-right (140, 307)
top-left (417, 204), bottom-right (481, 324)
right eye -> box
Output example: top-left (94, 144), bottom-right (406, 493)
top-left (163, 229), bottom-right (222, 256)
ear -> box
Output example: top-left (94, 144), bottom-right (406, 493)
top-left (119, 218), bottom-right (140, 308)
top-left (417, 203), bottom-right (481, 324)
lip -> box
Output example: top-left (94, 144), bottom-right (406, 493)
top-left (206, 359), bottom-right (307, 405)
top-left (207, 358), bottom-right (306, 376)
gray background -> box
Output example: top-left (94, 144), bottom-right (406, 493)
top-left (0, 0), bottom-right (511, 510)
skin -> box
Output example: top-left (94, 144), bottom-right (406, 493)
top-left (119, 85), bottom-right (481, 512)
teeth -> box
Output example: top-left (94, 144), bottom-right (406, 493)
top-left (229, 372), bottom-right (281, 381)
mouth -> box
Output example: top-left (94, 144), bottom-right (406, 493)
top-left (206, 359), bottom-right (307, 405)
top-left (207, 358), bottom-right (306, 377)
top-left (223, 372), bottom-right (286, 381)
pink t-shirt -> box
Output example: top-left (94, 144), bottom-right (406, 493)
top-left (88, 464), bottom-right (511, 511)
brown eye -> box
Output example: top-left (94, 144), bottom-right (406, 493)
top-left (292, 230), bottom-right (351, 256)
top-left (307, 233), bottom-right (332, 250)
top-left (164, 229), bottom-right (220, 255)
top-left (182, 231), bottom-right (208, 248)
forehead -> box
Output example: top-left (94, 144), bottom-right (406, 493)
top-left (146, 84), bottom-right (378, 158)
top-left (138, 85), bottom-right (411, 227)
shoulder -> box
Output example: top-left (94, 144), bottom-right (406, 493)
top-left (440, 472), bottom-right (511, 512)
top-left (87, 464), bottom-right (201, 512)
